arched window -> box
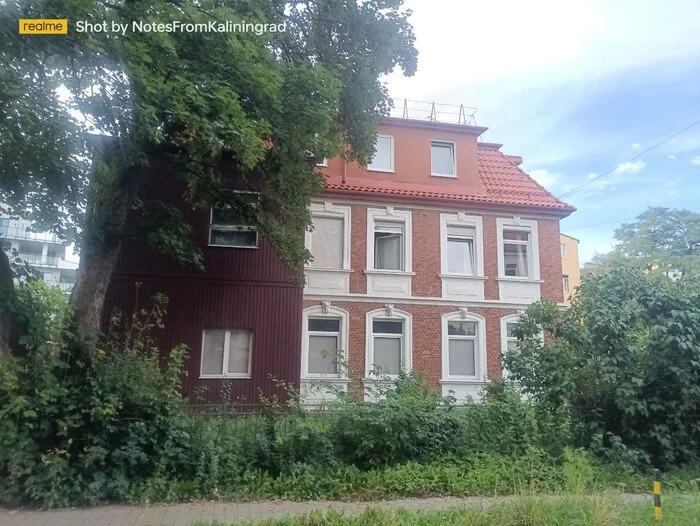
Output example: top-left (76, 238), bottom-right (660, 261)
top-left (441, 311), bottom-right (487, 381)
top-left (365, 307), bottom-right (412, 378)
top-left (301, 305), bottom-right (349, 379)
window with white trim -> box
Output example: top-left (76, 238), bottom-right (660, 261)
top-left (560, 243), bottom-right (567, 258)
top-left (367, 135), bottom-right (394, 172)
top-left (441, 312), bottom-right (486, 381)
top-left (309, 215), bottom-right (344, 269)
top-left (563, 274), bottom-right (570, 293)
top-left (366, 309), bottom-right (411, 377)
top-left (431, 141), bottom-right (456, 177)
top-left (307, 318), bottom-right (341, 375)
top-left (446, 225), bottom-right (475, 275)
top-left (501, 316), bottom-right (520, 379)
top-left (209, 192), bottom-right (259, 248)
top-left (302, 306), bottom-right (348, 379)
top-left (374, 221), bottom-right (404, 270)
top-left (503, 230), bottom-right (530, 277)
top-left (201, 329), bottom-right (252, 378)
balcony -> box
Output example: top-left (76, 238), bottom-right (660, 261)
top-left (1, 226), bottom-right (60, 244)
top-left (16, 253), bottom-right (59, 267)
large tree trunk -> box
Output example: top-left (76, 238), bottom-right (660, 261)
top-left (71, 162), bottom-right (142, 344)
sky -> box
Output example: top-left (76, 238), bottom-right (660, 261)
top-left (384, 0), bottom-right (700, 265)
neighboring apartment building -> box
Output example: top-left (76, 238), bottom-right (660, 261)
top-left (560, 234), bottom-right (581, 304)
top-left (0, 216), bottom-right (78, 292)
top-left (103, 112), bottom-right (575, 405)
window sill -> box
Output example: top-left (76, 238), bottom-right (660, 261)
top-left (302, 377), bottom-right (350, 383)
top-left (364, 269), bottom-right (415, 276)
top-left (367, 168), bottom-right (395, 174)
top-left (431, 173), bottom-right (457, 178)
top-left (496, 276), bottom-right (543, 283)
top-left (199, 375), bottom-right (252, 380)
top-left (305, 267), bottom-right (353, 273)
top-left (440, 378), bottom-right (488, 384)
top-left (440, 273), bottom-right (487, 280)
top-left (208, 244), bottom-right (259, 249)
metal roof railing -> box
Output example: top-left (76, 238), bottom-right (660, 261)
top-left (390, 98), bottom-right (478, 126)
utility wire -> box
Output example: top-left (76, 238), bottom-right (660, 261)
top-left (556, 118), bottom-right (700, 200)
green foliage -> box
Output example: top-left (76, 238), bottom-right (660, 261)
top-left (0, 292), bottom-right (190, 507)
top-left (505, 265), bottom-right (700, 469)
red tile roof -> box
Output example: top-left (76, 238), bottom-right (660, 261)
top-left (323, 145), bottom-right (575, 215)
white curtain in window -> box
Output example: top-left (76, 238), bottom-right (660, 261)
top-left (504, 243), bottom-right (529, 277)
top-left (202, 330), bottom-right (225, 375)
top-left (373, 337), bottom-right (401, 374)
top-left (227, 330), bottom-right (251, 375)
top-left (310, 216), bottom-right (343, 268)
top-left (447, 238), bottom-right (474, 274)
top-left (308, 335), bottom-right (339, 374)
top-left (375, 222), bottom-right (403, 270)
top-left (448, 339), bottom-right (475, 376)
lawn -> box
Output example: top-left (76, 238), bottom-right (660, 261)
top-left (191, 494), bottom-right (700, 526)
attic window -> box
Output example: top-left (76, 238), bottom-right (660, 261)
top-left (431, 141), bottom-right (456, 177)
top-left (209, 192), bottom-right (259, 248)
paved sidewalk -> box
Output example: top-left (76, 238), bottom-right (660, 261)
top-left (0, 494), bottom-right (649, 526)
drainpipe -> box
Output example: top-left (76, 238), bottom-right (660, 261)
top-left (342, 159), bottom-right (347, 184)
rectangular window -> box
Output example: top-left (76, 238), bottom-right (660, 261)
top-left (431, 141), bottom-right (456, 177)
top-left (563, 274), bottom-right (570, 293)
top-left (307, 318), bottom-right (340, 375)
top-left (560, 243), bottom-right (567, 258)
top-left (201, 329), bottom-right (252, 377)
top-left (372, 319), bottom-right (403, 375)
top-left (503, 230), bottom-right (530, 277)
top-left (309, 215), bottom-right (344, 269)
top-left (447, 320), bottom-right (477, 376)
top-left (503, 321), bottom-right (519, 378)
top-left (374, 221), bottom-right (404, 270)
top-left (0, 218), bottom-right (9, 236)
top-left (368, 135), bottom-right (394, 172)
top-left (446, 225), bottom-right (475, 274)
top-left (209, 192), bottom-right (259, 248)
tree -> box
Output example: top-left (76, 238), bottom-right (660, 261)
top-left (505, 266), bottom-right (700, 468)
top-left (0, 0), bottom-right (418, 347)
top-left (583, 207), bottom-right (700, 278)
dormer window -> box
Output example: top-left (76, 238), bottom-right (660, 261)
top-left (431, 141), bottom-right (456, 177)
top-left (367, 135), bottom-right (394, 172)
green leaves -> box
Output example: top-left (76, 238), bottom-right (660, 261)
top-left (507, 265), bottom-right (700, 469)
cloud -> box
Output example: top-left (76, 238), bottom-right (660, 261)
top-left (614, 160), bottom-right (646, 174)
top-left (669, 154), bottom-right (677, 160)
top-left (632, 143), bottom-right (640, 149)
top-left (691, 156), bottom-right (700, 165)
top-left (528, 168), bottom-right (558, 189)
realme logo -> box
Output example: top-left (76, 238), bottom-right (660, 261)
top-left (19, 19), bottom-right (68, 34)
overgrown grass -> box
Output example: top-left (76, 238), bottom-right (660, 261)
top-left (190, 494), bottom-right (700, 525)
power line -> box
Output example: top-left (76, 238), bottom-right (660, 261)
top-left (556, 118), bottom-right (700, 200)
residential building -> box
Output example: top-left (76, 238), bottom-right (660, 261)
top-left (0, 215), bottom-right (78, 292)
top-left (560, 233), bottom-right (581, 304)
top-left (103, 108), bottom-right (575, 405)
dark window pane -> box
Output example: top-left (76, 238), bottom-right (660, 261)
top-left (503, 230), bottom-right (529, 241)
top-left (210, 229), bottom-right (257, 247)
top-left (308, 318), bottom-right (341, 332)
top-left (506, 322), bottom-right (518, 338)
top-left (448, 321), bottom-right (476, 336)
top-left (373, 320), bottom-right (403, 334)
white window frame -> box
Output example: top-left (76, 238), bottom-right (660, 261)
top-left (496, 217), bottom-right (540, 281)
top-left (199, 329), bottom-right (252, 379)
top-left (563, 274), bottom-right (570, 293)
top-left (500, 314), bottom-right (520, 380)
top-left (301, 305), bottom-right (349, 379)
top-left (208, 191), bottom-right (259, 249)
top-left (431, 140), bottom-right (457, 178)
top-left (365, 308), bottom-right (412, 378)
top-left (441, 311), bottom-right (486, 382)
top-left (560, 243), bottom-right (567, 259)
top-left (367, 134), bottom-right (395, 173)
top-left (440, 213), bottom-right (484, 277)
top-left (316, 159), bottom-right (328, 167)
top-left (305, 202), bottom-right (352, 270)
top-left (366, 207), bottom-right (412, 273)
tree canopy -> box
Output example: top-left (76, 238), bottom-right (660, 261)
top-left (0, 0), bottom-right (418, 342)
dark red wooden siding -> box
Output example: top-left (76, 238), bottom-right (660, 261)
top-left (104, 159), bottom-right (303, 403)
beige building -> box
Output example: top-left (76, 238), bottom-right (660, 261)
top-left (560, 234), bottom-right (580, 304)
